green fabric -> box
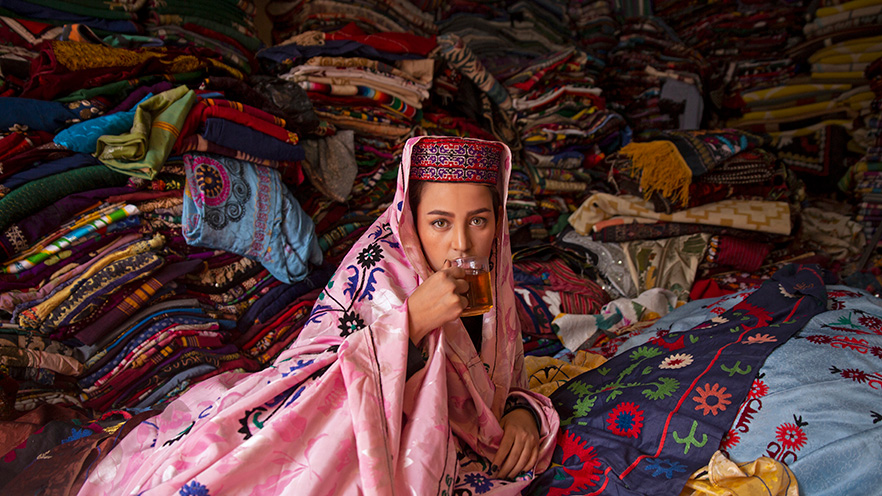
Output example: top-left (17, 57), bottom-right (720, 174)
top-left (154, 15), bottom-right (261, 52)
top-left (96, 85), bottom-right (197, 179)
top-left (0, 165), bottom-right (130, 233)
top-left (55, 72), bottom-right (203, 103)
top-left (21, 0), bottom-right (135, 19)
top-left (622, 233), bottom-right (710, 302)
top-left (151, 3), bottom-right (256, 31)
top-left (146, 27), bottom-right (251, 74)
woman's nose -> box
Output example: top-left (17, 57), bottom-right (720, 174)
top-left (452, 225), bottom-right (470, 252)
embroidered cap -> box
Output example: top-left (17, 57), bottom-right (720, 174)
top-left (409, 137), bottom-right (503, 185)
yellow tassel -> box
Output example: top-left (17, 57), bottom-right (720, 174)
top-left (619, 141), bottom-right (692, 207)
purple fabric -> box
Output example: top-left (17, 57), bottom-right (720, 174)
top-left (0, 185), bottom-right (136, 262)
top-left (110, 81), bottom-right (176, 114)
top-left (74, 259), bottom-right (204, 346)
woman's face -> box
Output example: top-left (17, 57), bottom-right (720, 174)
top-left (414, 181), bottom-right (497, 272)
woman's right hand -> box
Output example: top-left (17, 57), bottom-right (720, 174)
top-left (406, 261), bottom-right (469, 344)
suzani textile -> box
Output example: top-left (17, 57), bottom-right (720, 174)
top-left (525, 265), bottom-right (827, 496)
top-left (182, 152), bottom-right (322, 285)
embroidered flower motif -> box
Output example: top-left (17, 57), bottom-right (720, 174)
top-left (659, 353), bottom-right (693, 369)
top-left (871, 346), bottom-right (882, 359)
top-left (693, 383), bottom-right (732, 416)
top-left (546, 429), bottom-right (603, 495)
top-left (61, 428), bottom-right (94, 444)
top-left (710, 306), bottom-right (726, 315)
top-left (839, 368), bottom-right (869, 383)
top-left (745, 333), bottom-right (777, 344)
top-left (606, 402), bottom-right (644, 438)
top-left (356, 243), bottom-right (383, 269)
top-left (806, 335), bottom-right (833, 345)
top-left (179, 480), bottom-right (211, 496)
top-left (732, 302), bottom-right (772, 331)
top-left (747, 379), bottom-right (769, 400)
top-left (778, 284), bottom-right (797, 298)
top-left (643, 458), bottom-right (687, 479)
top-left (463, 473), bottom-right (492, 494)
top-left (858, 315), bottom-right (882, 331)
top-left (828, 300), bottom-right (845, 311)
top-left (337, 311), bottom-right (365, 336)
top-left (775, 422), bottom-right (807, 451)
top-left (719, 429), bottom-right (741, 451)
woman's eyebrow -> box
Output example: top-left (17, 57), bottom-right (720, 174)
top-left (425, 208), bottom-right (491, 217)
top-left (468, 208), bottom-right (492, 216)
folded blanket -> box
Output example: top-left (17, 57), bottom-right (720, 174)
top-left (569, 193), bottom-right (792, 236)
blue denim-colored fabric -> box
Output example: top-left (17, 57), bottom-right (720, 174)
top-left (182, 152), bottom-right (323, 284)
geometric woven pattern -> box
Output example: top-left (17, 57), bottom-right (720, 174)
top-left (570, 193), bottom-right (791, 236)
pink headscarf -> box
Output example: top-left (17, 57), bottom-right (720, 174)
top-left (293, 135), bottom-right (556, 490)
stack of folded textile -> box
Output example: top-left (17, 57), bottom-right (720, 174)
top-left (840, 56), bottom-right (882, 249)
top-left (600, 16), bottom-right (709, 133)
top-left (265, 0), bottom-right (436, 45)
top-left (566, 0), bottom-right (618, 56)
top-left (570, 128), bottom-right (802, 301)
top-left (143, 0), bottom-right (263, 75)
top-left (0, 27), bottom-right (337, 414)
top-left (258, 16), bottom-right (438, 264)
top-left (654, 0), bottom-right (808, 119)
top-left (0, 0), bottom-right (141, 42)
top-left (726, 3), bottom-right (881, 192)
top-left (510, 48), bottom-right (629, 242)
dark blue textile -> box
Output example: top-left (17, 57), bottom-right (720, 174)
top-left (525, 265), bottom-right (828, 496)
top-left (201, 118), bottom-right (306, 162)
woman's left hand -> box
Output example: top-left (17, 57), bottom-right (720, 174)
top-left (492, 408), bottom-right (540, 480)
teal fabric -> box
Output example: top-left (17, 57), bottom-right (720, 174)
top-left (54, 94), bottom-right (152, 153)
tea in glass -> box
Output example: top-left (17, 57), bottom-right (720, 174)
top-left (453, 256), bottom-right (493, 317)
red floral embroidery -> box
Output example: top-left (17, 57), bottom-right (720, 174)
top-left (732, 302), bottom-right (773, 331)
top-left (546, 429), bottom-right (603, 495)
top-left (719, 428), bottom-right (741, 451)
top-left (775, 422), bottom-right (808, 451)
top-left (606, 402), bottom-right (644, 438)
top-left (857, 315), bottom-right (882, 331)
top-left (747, 379), bottom-right (769, 400)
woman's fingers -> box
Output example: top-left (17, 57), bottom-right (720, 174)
top-left (498, 429), bottom-right (537, 479)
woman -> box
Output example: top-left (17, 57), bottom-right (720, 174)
top-left (78, 136), bottom-right (559, 495)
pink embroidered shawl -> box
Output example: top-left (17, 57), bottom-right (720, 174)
top-left (78, 136), bottom-right (559, 496)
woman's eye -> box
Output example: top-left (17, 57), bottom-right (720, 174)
top-left (470, 217), bottom-right (486, 226)
top-left (432, 219), bottom-right (448, 228)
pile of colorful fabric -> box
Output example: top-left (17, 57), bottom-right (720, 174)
top-left (0, 13), bottom-right (349, 416)
top-left (569, 128), bottom-right (810, 303)
top-left (143, 0), bottom-right (263, 75)
top-left (839, 55), bottom-right (882, 286)
top-left (726, 3), bottom-right (881, 193)
top-left (257, 13), bottom-right (438, 264)
top-left (599, 16), bottom-right (710, 133)
top-left (566, 0), bottom-right (618, 56)
top-left (654, 0), bottom-right (809, 118)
